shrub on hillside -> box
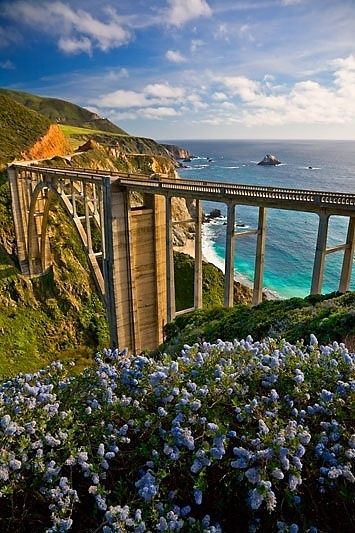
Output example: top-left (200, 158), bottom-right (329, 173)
top-left (1, 336), bottom-right (354, 532)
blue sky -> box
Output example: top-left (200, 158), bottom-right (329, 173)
top-left (0, 0), bottom-right (355, 139)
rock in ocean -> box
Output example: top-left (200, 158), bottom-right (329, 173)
top-left (257, 154), bottom-right (281, 166)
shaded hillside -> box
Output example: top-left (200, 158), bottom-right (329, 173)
top-left (0, 93), bottom-right (51, 167)
top-left (174, 251), bottom-right (255, 311)
top-left (0, 88), bottom-right (127, 135)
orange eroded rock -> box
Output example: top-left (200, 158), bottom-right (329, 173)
top-left (21, 124), bottom-right (71, 161)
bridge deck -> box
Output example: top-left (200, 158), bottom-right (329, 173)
top-left (14, 163), bottom-right (355, 216)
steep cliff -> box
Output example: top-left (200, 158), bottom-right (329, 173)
top-left (0, 93), bottom-right (51, 168)
top-left (162, 143), bottom-right (192, 159)
top-left (21, 124), bottom-right (71, 161)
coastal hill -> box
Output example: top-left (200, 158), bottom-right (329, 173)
top-left (0, 93), bottom-right (71, 167)
top-left (0, 88), bottom-right (127, 135)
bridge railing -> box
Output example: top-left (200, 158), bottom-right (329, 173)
top-left (12, 163), bottom-right (355, 210)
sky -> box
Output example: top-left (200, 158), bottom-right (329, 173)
top-left (0, 0), bottom-right (355, 140)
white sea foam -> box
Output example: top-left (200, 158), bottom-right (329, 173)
top-left (202, 224), bottom-right (254, 289)
top-left (217, 165), bottom-right (240, 169)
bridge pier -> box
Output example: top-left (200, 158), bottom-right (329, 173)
top-left (8, 166), bottom-right (30, 274)
top-left (166, 195), bottom-right (176, 323)
top-left (252, 207), bottom-right (267, 306)
top-left (311, 213), bottom-right (329, 294)
top-left (339, 217), bottom-right (355, 292)
top-left (224, 203), bottom-right (236, 307)
top-left (194, 199), bottom-right (203, 309)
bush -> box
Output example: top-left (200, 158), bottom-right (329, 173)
top-left (1, 336), bottom-right (354, 532)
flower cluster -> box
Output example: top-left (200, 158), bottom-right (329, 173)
top-left (0, 336), bottom-right (354, 531)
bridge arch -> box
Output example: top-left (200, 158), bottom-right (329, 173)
top-left (25, 178), bottom-right (105, 296)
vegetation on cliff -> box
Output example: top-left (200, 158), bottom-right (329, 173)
top-left (163, 291), bottom-right (355, 354)
top-left (0, 187), bottom-right (109, 378)
top-left (0, 89), bottom-right (127, 135)
top-left (0, 93), bottom-right (51, 167)
top-left (174, 251), bottom-right (255, 312)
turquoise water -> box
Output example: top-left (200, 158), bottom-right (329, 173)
top-left (163, 140), bottom-right (355, 298)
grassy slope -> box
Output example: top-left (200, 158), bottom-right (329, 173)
top-left (0, 93), bottom-right (51, 167)
top-left (0, 190), bottom-right (109, 378)
top-left (163, 291), bottom-right (355, 352)
top-left (174, 251), bottom-right (253, 311)
top-left (0, 88), bottom-right (127, 135)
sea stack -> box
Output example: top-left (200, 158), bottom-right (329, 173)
top-left (258, 154), bottom-right (281, 166)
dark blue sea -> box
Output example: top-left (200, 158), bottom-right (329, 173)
top-left (162, 140), bottom-right (355, 298)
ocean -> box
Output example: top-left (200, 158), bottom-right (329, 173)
top-left (162, 140), bottom-right (355, 298)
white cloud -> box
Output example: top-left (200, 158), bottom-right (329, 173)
top-left (212, 53), bottom-right (355, 127)
top-left (106, 68), bottom-right (129, 81)
top-left (58, 36), bottom-right (92, 55)
top-left (140, 107), bottom-right (180, 119)
top-left (144, 83), bottom-right (185, 99)
top-left (190, 39), bottom-right (204, 53)
top-left (166, 0), bottom-right (212, 26)
top-left (218, 75), bottom-right (260, 101)
top-left (212, 91), bottom-right (227, 101)
top-left (4, 1), bottom-right (131, 54)
top-left (165, 50), bottom-right (187, 63)
top-left (94, 83), bottom-right (186, 110)
top-left (281, 0), bottom-right (303, 5)
top-left (0, 59), bottom-right (15, 70)
top-left (213, 23), bottom-right (230, 41)
top-left (95, 90), bottom-right (152, 109)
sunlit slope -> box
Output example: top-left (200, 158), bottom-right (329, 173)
top-left (0, 88), bottom-right (127, 135)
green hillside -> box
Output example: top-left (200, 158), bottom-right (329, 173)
top-left (0, 93), bottom-right (51, 168)
top-left (163, 291), bottom-right (355, 353)
top-left (0, 88), bottom-right (127, 135)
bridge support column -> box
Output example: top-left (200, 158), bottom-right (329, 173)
top-left (252, 207), bottom-right (267, 306)
top-left (194, 199), bottom-right (203, 309)
top-left (102, 178), bottom-right (118, 347)
top-left (311, 213), bottom-right (329, 294)
top-left (166, 195), bottom-right (176, 322)
top-left (224, 203), bottom-right (236, 307)
top-left (83, 183), bottom-right (93, 254)
top-left (8, 166), bottom-right (30, 274)
top-left (339, 217), bottom-right (355, 293)
top-left (105, 183), bottom-right (168, 352)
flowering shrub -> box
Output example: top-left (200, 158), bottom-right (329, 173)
top-left (1, 336), bottom-right (354, 532)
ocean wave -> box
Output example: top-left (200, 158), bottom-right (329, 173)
top-left (202, 225), bottom-right (254, 289)
top-left (216, 165), bottom-right (240, 169)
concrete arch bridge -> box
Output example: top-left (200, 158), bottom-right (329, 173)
top-left (8, 163), bottom-right (355, 352)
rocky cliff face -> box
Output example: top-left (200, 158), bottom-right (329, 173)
top-left (162, 144), bottom-right (191, 160)
top-left (21, 124), bottom-right (71, 161)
